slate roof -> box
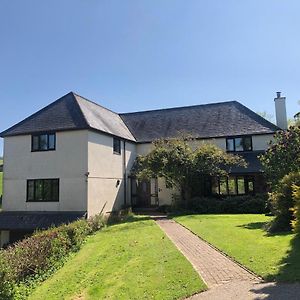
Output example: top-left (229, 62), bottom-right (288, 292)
top-left (0, 211), bottom-right (86, 230)
top-left (0, 93), bottom-right (279, 142)
top-left (120, 101), bottom-right (279, 142)
top-left (0, 92), bottom-right (135, 141)
top-left (229, 151), bottom-right (264, 174)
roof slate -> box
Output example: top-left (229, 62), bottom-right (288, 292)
top-left (120, 101), bottom-right (279, 142)
top-left (0, 93), bottom-right (279, 142)
top-left (0, 92), bottom-right (135, 141)
top-left (0, 211), bottom-right (86, 230)
top-left (74, 94), bottom-right (135, 141)
top-left (0, 93), bottom-right (88, 137)
top-left (229, 151), bottom-right (264, 174)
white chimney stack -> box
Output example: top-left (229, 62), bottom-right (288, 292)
top-left (274, 92), bottom-right (288, 129)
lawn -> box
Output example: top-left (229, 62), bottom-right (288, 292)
top-left (29, 217), bottom-right (205, 300)
top-left (175, 214), bottom-right (300, 282)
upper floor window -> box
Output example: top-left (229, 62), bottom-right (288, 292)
top-left (27, 178), bottom-right (59, 202)
top-left (113, 137), bottom-right (121, 154)
top-left (32, 133), bottom-right (56, 152)
top-left (226, 136), bottom-right (252, 152)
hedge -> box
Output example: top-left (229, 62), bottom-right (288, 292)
top-left (164, 194), bottom-right (268, 214)
top-left (0, 214), bottom-right (105, 300)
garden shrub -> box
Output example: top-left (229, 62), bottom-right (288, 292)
top-left (292, 184), bottom-right (300, 231)
top-left (267, 172), bottom-right (300, 232)
top-left (0, 213), bottom-right (105, 300)
top-left (171, 194), bottom-right (267, 214)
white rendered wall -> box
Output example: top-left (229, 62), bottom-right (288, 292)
top-left (2, 130), bottom-right (88, 212)
top-left (87, 131), bottom-right (136, 216)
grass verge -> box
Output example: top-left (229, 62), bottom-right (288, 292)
top-left (174, 214), bottom-right (299, 282)
top-left (29, 217), bottom-right (206, 300)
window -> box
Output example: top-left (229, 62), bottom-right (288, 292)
top-left (226, 136), bottom-right (252, 152)
top-left (32, 133), bottom-right (56, 151)
top-left (228, 177), bottom-right (236, 195)
top-left (27, 179), bottom-right (59, 202)
top-left (113, 137), bottom-right (121, 154)
top-left (212, 175), bottom-right (254, 196)
top-left (237, 176), bottom-right (246, 194)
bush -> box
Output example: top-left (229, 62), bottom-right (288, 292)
top-left (0, 214), bottom-right (105, 299)
top-left (267, 172), bottom-right (300, 232)
top-left (171, 194), bottom-right (267, 214)
top-left (292, 184), bottom-right (300, 231)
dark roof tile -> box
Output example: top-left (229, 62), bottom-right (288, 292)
top-left (120, 101), bottom-right (279, 142)
top-left (0, 94), bottom-right (278, 142)
top-left (0, 211), bottom-right (86, 230)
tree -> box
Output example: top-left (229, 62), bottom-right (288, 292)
top-left (259, 126), bottom-right (300, 189)
top-left (256, 111), bottom-right (275, 123)
top-left (132, 137), bottom-right (246, 202)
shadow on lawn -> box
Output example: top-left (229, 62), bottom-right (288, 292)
top-left (107, 214), bottom-right (153, 227)
top-left (251, 234), bottom-right (300, 299)
top-left (237, 221), bottom-right (267, 230)
top-left (238, 221), bottom-right (291, 237)
top-left (236, 221), bottom-right (300, 298)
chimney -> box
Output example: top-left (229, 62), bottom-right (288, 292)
top-left (274, 92), bottom-right (288, 129)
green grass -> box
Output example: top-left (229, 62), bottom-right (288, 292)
top-left (29, 217), bottom-right (205, 300)
top-left (174, 214), bottom-right (300, 282)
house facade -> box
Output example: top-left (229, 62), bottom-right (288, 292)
top-left (0, 92), bottom-right (286, 246)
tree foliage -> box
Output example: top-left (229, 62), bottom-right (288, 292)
top-left (132, 137), bottom-right (246, 201)
top-left (259, 126), bottom-right (300, 189)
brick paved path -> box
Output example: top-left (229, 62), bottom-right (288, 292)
top-left (155, 218), bottom-right (258, 288)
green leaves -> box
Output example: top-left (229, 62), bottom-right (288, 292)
top-left (259, 126), bottom-right (300, 189)
top-left (132, 136), bottom-right (246, 199)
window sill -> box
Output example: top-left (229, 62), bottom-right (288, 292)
top-left (31, 149), bottom-right (56, 152)
top-left (26, 200), bottom-right (59, 203)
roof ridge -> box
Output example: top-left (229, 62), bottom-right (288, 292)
top-left (72, 92), bottom-right (120, 116)
top-left (233, 101), bottom-right (280, 130)
top-left (119, 100), bottom-right (238, 115)
top-left (72, 92), bottom-right (136, 142)
top-left (0, 91), bottom-right (77, 137)
top-left (70, 92), bottom-right (91, 128)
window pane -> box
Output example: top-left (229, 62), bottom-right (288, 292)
top-left (219, 178), bottom-right (228, 195)
top-left (113, 138), bottom-right (121, 154)
top-left (52, 179), bottom-right (59, 201)
top-left (248, 178), bottom-right (254, 193)
top-left (211, 178), bottom-right (219, 194)
top-left (235, 138), bottom-right (243, 151)
top-left (48, 134), bottom-right (55, 150)
top-left (228, 177), bottom-right (236, 195)
top-left (40, 135), bottom-right (48, 150)
top-left (32, 136), bottom-right (39, 151)
top-left (27, 180), bottom-right (34, 201)
top-left (35, 180), bottom-right (44, 201)
top-left (43, 180), bottom-right (52, 201)
top-left (243, 137), bottom-right (252, 151)
top-left (237, 177), bottom-right (245, 194)
top-left (226, 139), bottom-right (234, 151)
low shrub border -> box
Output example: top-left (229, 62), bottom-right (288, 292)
top-left (0, 214), bottom-right (105, 300)
top-left (160, 194), bottom-right (268, 214)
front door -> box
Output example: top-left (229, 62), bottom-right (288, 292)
top-left (137, 180), bottom-right (151, 207)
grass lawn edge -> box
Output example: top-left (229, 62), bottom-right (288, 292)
top-left (172, 217), bottom-right (262, 280)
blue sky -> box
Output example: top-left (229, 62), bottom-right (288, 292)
top-left (1, 1), bottom-right (300, 155)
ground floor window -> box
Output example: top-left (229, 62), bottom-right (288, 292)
top-left (27, 178), bottom-right (59, 202)
top-left (212, 175), bottom-right (254, 196)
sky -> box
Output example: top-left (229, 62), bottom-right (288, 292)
top-left (1, 1), bottom-right (300, 155)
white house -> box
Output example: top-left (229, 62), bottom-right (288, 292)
top-left (0, 92), bottom-right (286, 246)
